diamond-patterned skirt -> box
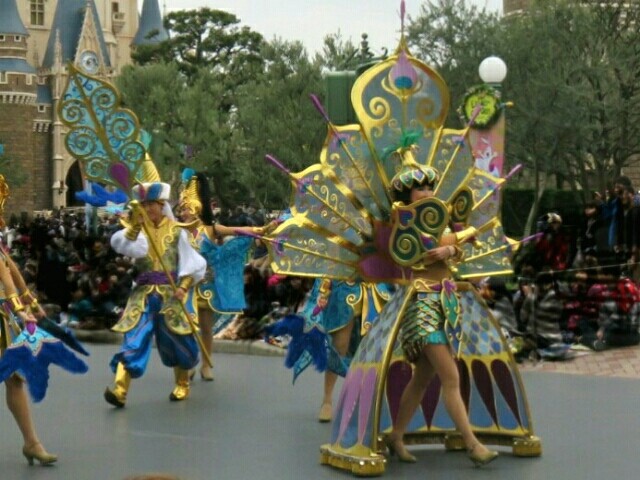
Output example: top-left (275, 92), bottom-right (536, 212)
top-left (400, 292), bottom-right (448, 362)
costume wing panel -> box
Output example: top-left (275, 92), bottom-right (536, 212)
top-left (457, 170), bottom-right (514, 279)
top-left (291, 164), bottom-right (370, 246)
top-left (430, 129), bottom-right (475, 202)
top-left (0, 327), bottom-right (89, 403)
top-left (320, 125), bottom-right (391, 221)
top-left (200, 235), bottom-right (252, 313)
top-left (266, 220), bottom-right (359, 280)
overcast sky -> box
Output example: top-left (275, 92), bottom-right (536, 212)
top-left (164, 0), bottom-right (502, 55)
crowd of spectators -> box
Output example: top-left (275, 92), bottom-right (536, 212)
top-left (501, 175), bottom-right (640, 360)
top-left (0, 205), bottom-right (311, 340)
top-left (4, 183), bottom-right (640, 362)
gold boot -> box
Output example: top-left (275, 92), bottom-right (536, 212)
top-left (169, 367), bottom-right (190, 402)
top-left (104, 363), bottom-right (131, 408)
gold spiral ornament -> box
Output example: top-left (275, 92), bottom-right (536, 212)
top-left (395, 232), bottom-right (421, 264)
top-left (417, 202), bottom-right (446, 234)
top-left (416, 97), bottom-right (436, 124)
top-left (450, 189), bottom-right (473, 222)
top-left (367, 96), bottom-right (391, 123)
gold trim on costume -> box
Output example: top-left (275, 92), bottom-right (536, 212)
top-left (5, 294), bottom-right (24, 313)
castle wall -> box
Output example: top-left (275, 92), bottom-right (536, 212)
top-left (0, 101), bottom-right (39, 215)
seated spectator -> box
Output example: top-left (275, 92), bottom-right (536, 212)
top-left (520, 272), bottom-right (564, 358)
top-left (580, 276), bottom-right (640, 351)
top-left (479, 276), bottom-right (518, 334)
top-left (562, 270), bottom-right (599, 338)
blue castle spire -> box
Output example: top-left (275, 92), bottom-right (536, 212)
top-left (42, 0), bottom-right (111, 69)
top-left (0, 0), bottom-right (29, 36)
top-left (133, 0), bottom-right (170, 46)
top-left (0, 0), bottom-right (35, 75)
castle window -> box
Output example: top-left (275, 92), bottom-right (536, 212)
top-left (38, 105), bottom-right (47, 113)
top-left (112, 2), bottom-right (119, 13)
top-left (14, 36), bottom-right (22, 42)
top-left (0, 35), bottom-right (5, 42)
top-left (30, 0), bottom-right (45, 26)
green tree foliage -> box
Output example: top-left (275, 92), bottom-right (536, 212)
top-left (115, 62), bottom-right (186, 181)
top-left (314, 31), bottom-right (361, 70)
top-left (132, 8), bottom-right (264, 86)
top-left (407, 0), bottom-right (640, 233)
top-left (120, 31), bottom-right (326, 208)
top-left (234, 39), bottom-right (325, 208)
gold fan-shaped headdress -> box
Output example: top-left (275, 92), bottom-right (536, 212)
top-left (179, 170), bottom-right (202, 216)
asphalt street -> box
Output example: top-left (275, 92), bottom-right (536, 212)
top-left (1, 344), bottom-right (638, 480)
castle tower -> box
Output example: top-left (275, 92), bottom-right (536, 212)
top-left (133, 0), bottom-right (170, 46)
top-left (0, 0), bottom-right (43, 215)
top-left (0, 1), bottom-right (140, 214)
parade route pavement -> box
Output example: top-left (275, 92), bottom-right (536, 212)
top-left (1, 344), bottom-right (639, 480)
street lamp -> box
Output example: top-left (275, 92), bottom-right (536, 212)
top-left (478, 56), bottom-right (507, 86)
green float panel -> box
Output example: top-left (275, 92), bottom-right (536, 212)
top-left (325, 71), bottom-right (356, 126)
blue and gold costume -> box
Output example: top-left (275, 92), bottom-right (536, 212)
top-left (177, 170), bottom-right (253, 379)
top-left (104, 182), bottom-right (206, 407)
top-left (193, 226), bottom-right (251, 315)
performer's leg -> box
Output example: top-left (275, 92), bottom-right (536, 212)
top-left (319, 318), bottom-right (355, 422)
top-left (5, 375), bottom-right (57, 465)
top-left (386, 355), bottom-right (435, 462)
top-left (198, 307), bottom-right (214, 381)
top-left (154, 316), bottom-right (199, 402)
top-left (423, 344), bottom-right (497, 465)
top-left (105, 310), bottom-right (156, 407)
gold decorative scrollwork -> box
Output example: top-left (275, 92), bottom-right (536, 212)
top-left (367, 97), bottom-right (392, 123)
top-left (415, 97), bottom-right (436, 128)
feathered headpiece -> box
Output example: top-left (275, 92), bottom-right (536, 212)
top-left (179, 168), bottom-right (202, 216)
top-left (179, 169), bottom-right (214, 225)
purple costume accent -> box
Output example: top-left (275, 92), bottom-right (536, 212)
top-left (108, 162), bottom-right (131, 191)
top-left (135, 271), bottom-right (177, 286)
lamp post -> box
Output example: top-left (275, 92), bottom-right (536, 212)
top-left (466, 56), bottom-right (509, 178)
top-left (478, 55), bottom-right (507, 87)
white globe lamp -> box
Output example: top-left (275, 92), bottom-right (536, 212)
top-left (479, 56), bottom-right (507, 85)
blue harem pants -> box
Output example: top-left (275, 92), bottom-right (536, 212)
top-left (109, 294), bottom-right (199, 378)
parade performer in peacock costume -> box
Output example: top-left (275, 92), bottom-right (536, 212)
top-left (259, 1), bottom-right (542, 475)
top-left (0, 175), bottom-right (89, 466)
top-left (57, 65), bottom-right (209, 407)
top-left (177, 169), bottom-right (262, 381)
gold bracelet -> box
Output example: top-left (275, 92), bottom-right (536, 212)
top-left (20, 289), bottom-right (39, 310)
top-left (6, 293), bottom-right (25, 313)
top-left (178, 276), bottom-right (194, 290)
top-left (124, 225), bottom-right (142, 241)
top-left (449, 245), bottom-right (464, 261)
